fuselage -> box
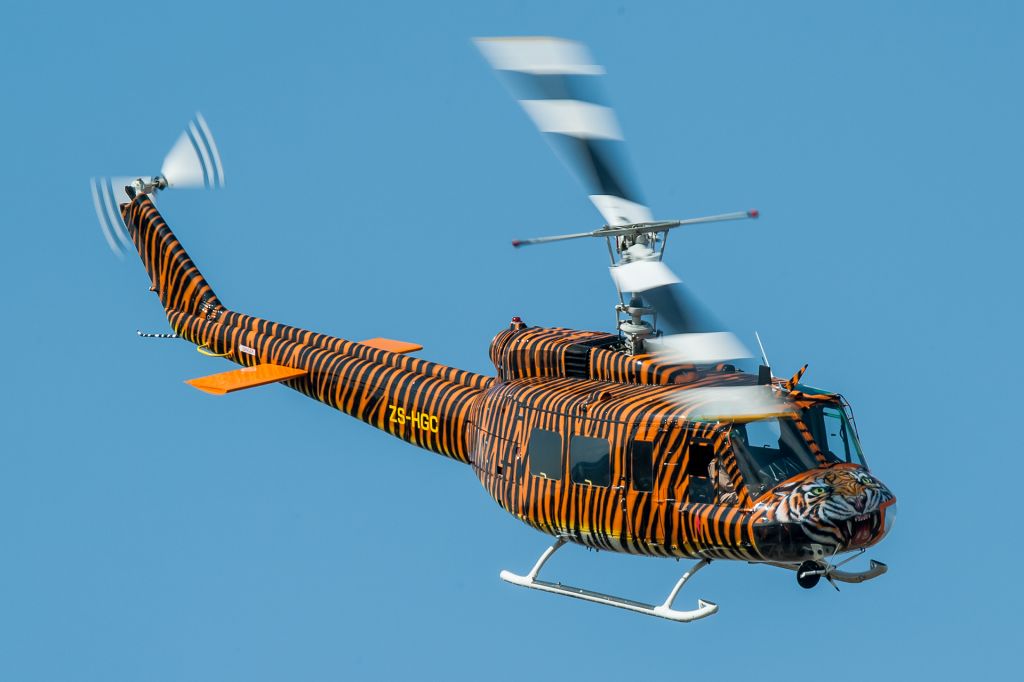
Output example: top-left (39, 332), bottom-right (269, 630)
top-left (122, 194), bottom-right (896, 567)
top-left (471, 325), bottom-right (896, 563)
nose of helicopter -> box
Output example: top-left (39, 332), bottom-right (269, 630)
top-left (764, 466), bottom-right (896, 557)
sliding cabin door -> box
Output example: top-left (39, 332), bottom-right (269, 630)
top-left (566, 415), bottom-right (625, 544)
top-left (518, 407), bottom-right (569, 535)
top-left (619, 422), bottom-right (670, 550)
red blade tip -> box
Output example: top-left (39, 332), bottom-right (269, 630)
top-left (748, 209), bottom-right (760, 219)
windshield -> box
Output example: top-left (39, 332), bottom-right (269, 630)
top-left (803, 403), bottom-right (866, 467)
top-left (729, 418), bottom-right (820, 496)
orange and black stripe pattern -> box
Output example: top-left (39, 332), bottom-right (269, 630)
top-left (469, 371), bottom-right (764, 560)
top-left (123, 195), bottom-right (489, 462)
top-left (124, 198), bottom-right (223, 319)
top-left (120, 194), bottom-right (894, 567)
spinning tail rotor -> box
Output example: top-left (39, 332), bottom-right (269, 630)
top-left (161, 113), bottom-right (225, 190)
top-left (90, 112), bottom-right (225, 258)
top-left (476, 37), bottom-right (757, 362)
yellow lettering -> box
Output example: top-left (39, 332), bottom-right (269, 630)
top-left (387, 405), bottom-right (439, 433)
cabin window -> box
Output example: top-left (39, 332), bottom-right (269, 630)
top-left (527, 428), bottom-right (562, 480)
top-left (685, 440), bottom-right (716, 503)
top-left (569, 435), bottom-right (610, 487)
top-left (804, 404), bottom-right (866, 467)
top-left (630, 440), bottom-right (654, 492)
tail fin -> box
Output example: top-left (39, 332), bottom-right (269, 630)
top-left (121, 194), bottom-right (224, 318)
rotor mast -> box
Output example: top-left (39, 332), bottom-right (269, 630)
top-left (513, 210), bottom-right (760, 354)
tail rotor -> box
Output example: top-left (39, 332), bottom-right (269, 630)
top-left (161, 113), bottom-right (225, 190)
top-left (91, 112), bottom-right (225, 257)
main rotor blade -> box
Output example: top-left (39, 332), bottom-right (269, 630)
top-left (675, 386), bottom-right (798, 422)
top-left (475, 36), bottom-right (652, 226)
top-left (646, 332), bottom-right (751, 365)
top-left (609, 257), bottom-right (750, 363)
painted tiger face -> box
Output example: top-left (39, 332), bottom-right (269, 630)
top-left (770, 467), bottom-right (895, 551)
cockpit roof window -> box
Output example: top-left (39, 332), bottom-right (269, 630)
top-left (729, 417), bottom-right (819, 497)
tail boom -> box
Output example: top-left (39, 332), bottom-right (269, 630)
top-left (122, 195), bottom-right (223, 319)
top-left (120, 193), bottom-right (491, 462)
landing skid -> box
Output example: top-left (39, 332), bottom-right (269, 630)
top-left (499, 537), bottom-right (719, 623)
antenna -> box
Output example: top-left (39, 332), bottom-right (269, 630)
top-left (754, 331), bottom-right (771, 368)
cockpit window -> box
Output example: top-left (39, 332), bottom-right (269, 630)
top-left (804, 404), bottom-right (866, 467)
top-left (729, 418), bottom-right (819, 496)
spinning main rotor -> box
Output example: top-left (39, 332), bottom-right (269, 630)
top-left (477, 37), bottom-right (759, 361)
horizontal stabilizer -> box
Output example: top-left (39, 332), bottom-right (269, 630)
top-left (358, 338), bottom-right (423, 354)
top-left (186, 363), bottom-right (307, 395)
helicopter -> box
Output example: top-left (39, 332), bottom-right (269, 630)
top-left (90, 36), bottom-right (895, 623)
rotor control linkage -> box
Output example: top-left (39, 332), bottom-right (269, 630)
top-left (499, 537), bottom-right (719, 623)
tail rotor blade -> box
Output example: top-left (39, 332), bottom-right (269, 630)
top-left (160, 112), bottom-right (225, 189)
top-left (90, 176), bottom-right (136, 257)
top-left (92, 113), bottom-right (224, 258)
top-left (193, 113), bottom-right (225, 187)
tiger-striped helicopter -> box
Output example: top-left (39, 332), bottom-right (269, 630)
top-left (91, 37), bottom-right (895, 623)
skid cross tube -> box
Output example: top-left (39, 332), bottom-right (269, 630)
top-left (499, 537), bottom-right (719, 623)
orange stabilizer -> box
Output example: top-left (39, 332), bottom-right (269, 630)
top-left (186, 364), bottom-right (308, 395)
top-left (358, 338), bottom-right (423, 354)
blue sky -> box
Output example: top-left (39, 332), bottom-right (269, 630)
top-left (1, 1), bottom-right (1021, 679)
